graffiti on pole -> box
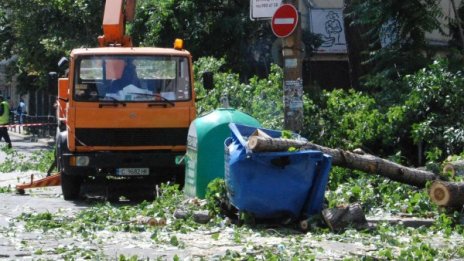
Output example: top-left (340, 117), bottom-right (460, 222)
top-left (284, 79), bottom-right (303, 130)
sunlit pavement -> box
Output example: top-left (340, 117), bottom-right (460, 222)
top-left (0, 132), bottom-right (53, 163)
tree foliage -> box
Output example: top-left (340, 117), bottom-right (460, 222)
top-left (403, 60), bottom-right (464, 156)
top-left (311, 89), bottom-right (385, 150)
top-left (132, 0), bottom-right (271, 77)
top-left (349, 0), bottom-right (443, 78)
top-left (309, 59), bottom-right (464, 163)
top-left (194, 57), bottom-right (284, 129)
top-left (195, 55), bottom-right (464, 164)
top-left (333, 0), bottom-right (463, 163)
top-left (0, 0), bottom-right (103, 92)
top-left (1, 0), bottom-right (462, 164)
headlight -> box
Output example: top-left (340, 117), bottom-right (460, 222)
top-left (71, 156), bottom-right (90, 167)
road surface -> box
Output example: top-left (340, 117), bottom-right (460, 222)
top-left (0, 134), bottom-right (370, 260)
top-left (0, 132), bottom-right (53, 163)
top-left (0, 132), bottom-right (460, 260)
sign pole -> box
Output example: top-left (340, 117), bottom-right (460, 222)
top-left (281, 0), bottom-right (303, 132)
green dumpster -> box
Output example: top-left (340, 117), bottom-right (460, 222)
top-left (184, 108), bottom-right (260, 198)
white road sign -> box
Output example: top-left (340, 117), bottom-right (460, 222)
top-left (250, 0), bottom-right (282, 20)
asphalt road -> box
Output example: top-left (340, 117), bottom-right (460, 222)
top-left (0, 131), bottom-right (53, 163)
top-left (0, 134), bottom-right (173, 259)
top-left (0, 131), bottom-right (454, 260)
top-left (0, 131), bottom-right (63, 226)
top-left (0, 133), bottom-right (367, 260)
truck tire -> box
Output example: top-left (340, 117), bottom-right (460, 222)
top-left (56, 131), bottom-right (82, 200)
top-left (61, 172), bottom-right (82, 200)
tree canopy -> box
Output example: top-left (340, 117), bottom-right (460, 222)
top-left (1, 0), bottom-right (463, 163)
top-left (345, 0), bottom-right (444, 83)
top-left (0, 0), bottom-right (278, 91)
top-left (0, 0), bottom-right (103, 92)
top-left (131, 0), bottom-right (273, 77)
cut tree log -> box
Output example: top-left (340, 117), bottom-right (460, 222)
top-left (322, 203), bottom-right (368, 231)
top-left (429, 180), bottom-right (464, 208)
top-left (301, 141), bottom-right (439, 188)
top-left (443, 160), bottom-right (464, 176)
top-left (245, 134), bottom-right (454, 208)
top-left (246, 136), bottom-right (439, 188)
top-left (247, 136), bottom-right (307, 152)
top-left (250, 129), bottom-right (271, 139)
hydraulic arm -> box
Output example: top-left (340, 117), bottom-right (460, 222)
top-left (97, 0), bottom-right (136, 47)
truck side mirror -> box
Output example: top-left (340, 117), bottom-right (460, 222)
top-left (48, 72), bottom-right (58, 80)
top-left (58, 57), bottom-right (69, 68)
top-left (58, 57), bottom-right (69, 77)
top-left (202, 71), bottom-right (214, 90)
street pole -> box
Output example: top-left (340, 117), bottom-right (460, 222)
top-left (450, 0), bottom-right (464, 51)
top-left (282, 0), bottom-right (304, 132)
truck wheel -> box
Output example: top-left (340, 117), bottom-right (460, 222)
top-left (61, 172), bottom-right (82, 200)
top-left (56, 131), bottom-right (81, 200)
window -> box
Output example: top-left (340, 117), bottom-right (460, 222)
top-left (74, 55), bottom-right (192, 102)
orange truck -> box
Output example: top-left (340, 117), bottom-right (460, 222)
top-left (55, 0), bottom-right (201, 200)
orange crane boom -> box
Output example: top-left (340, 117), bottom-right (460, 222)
top-left (97, 0), bottom-right (136, 47)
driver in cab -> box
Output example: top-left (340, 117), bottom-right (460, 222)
top-left (109, 62), bottom-right (141, 92)
top-left (106, 61), bottom-right (152, 101)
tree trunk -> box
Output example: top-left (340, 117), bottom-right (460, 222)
top-left (247, 136), bottom-right (307, 152)
top-left (429, 181), bottom-right (464, 208)
top-left (343, 0), bottom-right (370, 89)
top-left (443, 160), bottom-right (464, 176)
top-left (300, 142), bottom-right (439, 188)
top-left (245, 135), bottom-right (439, 188)
top-left (450, 0), bottom-right (464, 51)
top-left (322, 203), bottom-right (368, 231)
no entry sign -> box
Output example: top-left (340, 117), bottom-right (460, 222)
top-left (271, 4), bottom-right (298, 38)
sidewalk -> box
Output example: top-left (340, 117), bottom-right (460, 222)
top-left (8, 129), bottom-right (55, 147)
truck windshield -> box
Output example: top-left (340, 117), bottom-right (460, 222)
top-left (74, 55), bottom-right (191, 102)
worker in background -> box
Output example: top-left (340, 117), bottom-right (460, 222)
top-left (0, 95), bottom-right (12, 149)
top-left (16, 98), bottom-right (26, 124)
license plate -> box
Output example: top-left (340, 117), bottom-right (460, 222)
top-left (116, 168), bottom-right (149, 176)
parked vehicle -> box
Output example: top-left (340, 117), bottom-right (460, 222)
top-left (55, 0), bottom-right (204, 200)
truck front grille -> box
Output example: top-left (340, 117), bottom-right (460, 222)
top-left (75, 128), bottom-right (188, 147)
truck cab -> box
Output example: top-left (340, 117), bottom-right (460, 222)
top-left (56, 46), bottom-right (196, 200)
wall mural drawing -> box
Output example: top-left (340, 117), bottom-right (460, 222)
top-left (310, 9), bottom-right (347, 53)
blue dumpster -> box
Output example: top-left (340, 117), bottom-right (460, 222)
top-left (225, 123), bottom-right (332, 220)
